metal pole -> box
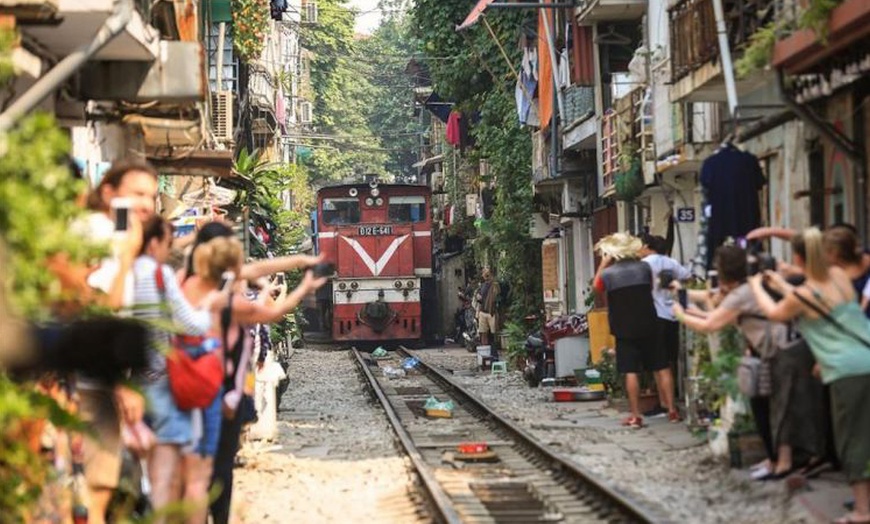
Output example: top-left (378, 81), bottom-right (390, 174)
top-left (489, 2), bottom-right (576, 7)
top-left (0, 0), bottom-right (134, 132)
top-left (711, 0), bottom-right (738, 117)
top-left (216, 22), bottom-right (227, 91)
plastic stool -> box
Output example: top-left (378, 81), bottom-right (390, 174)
top-left (491, 361), bottom-right (507, 374)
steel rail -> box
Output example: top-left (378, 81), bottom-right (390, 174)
top-left (351, 348), bottom-right (463, 524)
top-left (400, 347), bottom-right (663, 524)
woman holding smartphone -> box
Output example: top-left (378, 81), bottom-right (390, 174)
top-left (179, 229), bottom-right (326, 524)
top-left (750, 229), bottom-right (870, 524)
top-left (672, 245), bottom-right (824, 480)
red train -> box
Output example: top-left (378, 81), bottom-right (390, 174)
top-left (312, 182), bottom-right (435, 344)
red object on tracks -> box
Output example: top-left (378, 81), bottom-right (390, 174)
top-left (457, 442), bottom-right (489, 454)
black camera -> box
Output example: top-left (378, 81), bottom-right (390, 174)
top-left (310, 262), bottom-right (336, 278)
top-left (659, 269), bottom-right (675, 290)
top-left (747, 252), bottom-right (777, 276)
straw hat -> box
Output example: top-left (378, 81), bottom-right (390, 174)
top-left (594, 232), bottom-right (643, 260)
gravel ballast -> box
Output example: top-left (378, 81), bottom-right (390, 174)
top-left (415, 346), bottom-right (813, 524)
top-left (231, 346), bottom-right (424, 523)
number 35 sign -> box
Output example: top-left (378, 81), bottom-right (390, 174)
top-left (676, 207), bottom-right (696, 222)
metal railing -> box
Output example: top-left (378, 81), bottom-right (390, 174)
top-left (669, 0), bottom-right (778, 81)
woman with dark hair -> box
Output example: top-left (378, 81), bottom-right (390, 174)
top-left (671, 245), bottom-right (824, 479)
top-left (824, 227), bottom-right (870, 319)
top-left (132, 216), bottom-right (222, 519)
top-left (751, 228), bottom-right (870, 524)
top-left (178, 223), bottom-right (326, 524)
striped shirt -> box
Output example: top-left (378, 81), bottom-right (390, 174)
top-left (132, 256), bottom-right (212, 380)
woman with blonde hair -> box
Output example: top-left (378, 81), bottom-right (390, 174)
top-left (750, 228), bottom-right (870, 524)
top-left (179, 230), bottom-right (326, 523)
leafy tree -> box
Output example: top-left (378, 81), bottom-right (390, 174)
top-left (411, 1), bottom-right (541, 323)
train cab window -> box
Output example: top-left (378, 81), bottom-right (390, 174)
top-left (388, 196), bottom-right (426, 223)
top-left (322, 198), bottom-right (360, 225)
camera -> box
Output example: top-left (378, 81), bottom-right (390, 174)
top-left (747, 252), bottom-right (777, 276)
top-left (659, 269), bottom-right (675, 290)
top-left (311, 262), bottom-right (336, 278)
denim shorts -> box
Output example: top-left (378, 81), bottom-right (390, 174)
top-left (193, 389), bottom-right (223, 457)
top-left (144, 376), bottom-right (192, 446)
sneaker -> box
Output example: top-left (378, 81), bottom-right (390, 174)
top-left (643, 405), bottom-right (667, 418)
top-left (668, 410), bottom-right (682, 423)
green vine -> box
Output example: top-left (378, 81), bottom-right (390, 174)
top-left (232, 0), bottom-right (270, 63)
top-left (613, 157), bottom-right (643, 202)
top-left (734, 21), bottom-right (780, 79)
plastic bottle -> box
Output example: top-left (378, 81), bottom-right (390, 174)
top-left (71, 463), bottom-right (89, 524)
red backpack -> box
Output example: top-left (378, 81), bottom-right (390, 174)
top-left (155, 267), bottom-right (225, 410)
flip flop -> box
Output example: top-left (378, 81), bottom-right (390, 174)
top-left (832, 513), bottom-right (870, 524)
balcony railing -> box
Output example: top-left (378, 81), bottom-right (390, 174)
top-left (669, 0), bottom-right (777, 82)
top-left (562, 85), bottom-right (595, 128)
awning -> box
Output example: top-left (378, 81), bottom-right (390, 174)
top-left (457, 0), bottom-right (494, 31)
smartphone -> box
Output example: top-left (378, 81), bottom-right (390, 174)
top-left (111, 197), bottom-right (132, 232)
top-left (707, 270), bottom-right (719, 290)
top-left (678, 288), bottom-right (688, 309)
top-left (276, 274), bottom-right (285, 286)
top-left (219, 271), bottom-right (236, 292)
top-left (311, 263), bottom-right (336, 278)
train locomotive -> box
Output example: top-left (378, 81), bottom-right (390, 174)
top-left (312, 181), bottom-right (434, 344)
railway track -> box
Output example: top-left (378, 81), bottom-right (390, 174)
top-left (352, 347), bottom-right (664, 524)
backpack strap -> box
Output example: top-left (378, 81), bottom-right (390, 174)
top-left (794, 289), bottom-right (870, 349)
top-left (220, 292), bottom-right (235, 390)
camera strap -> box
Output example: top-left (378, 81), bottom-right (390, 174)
top-left (793, 290), bottom-right (870, 350)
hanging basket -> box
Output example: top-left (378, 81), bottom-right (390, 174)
top-left (614, 158), bottom-right (644, 202)
top-left (232, 0), bottom-right (270, 63)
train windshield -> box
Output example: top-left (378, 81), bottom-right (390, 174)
top-left (322, 197), bottom-right (360, 225)
top-left (388, 196), bottom-right (426, 223)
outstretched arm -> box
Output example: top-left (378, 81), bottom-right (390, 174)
top-left (239, 253), bottom-right (324, 281)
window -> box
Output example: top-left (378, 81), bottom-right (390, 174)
top-left (322, 198), bottom-right (360, 225)
top-left (388, 196), bottom-right (426, 223)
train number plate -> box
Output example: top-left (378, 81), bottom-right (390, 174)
top-left (358, 225), bottom-right (393, 236)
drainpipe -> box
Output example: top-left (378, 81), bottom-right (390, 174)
top-left (0, 0), bottom-right (134, 132)
top-left (711, 0), bottom-right (738, 118)
top-left (776, 70), bottom-right (866, 242)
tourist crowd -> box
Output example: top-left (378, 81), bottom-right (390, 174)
top-left (7, 158), bottom-right (326, 523)
top-left (593, 225), bottom-right (870, 524)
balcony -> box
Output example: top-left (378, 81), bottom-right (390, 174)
top-left (562, 84), bottom-right (596, 150)
top-left (668, 0), bottom-right (775, 102)
top-left (15, 0), bottom-right (159, 61)
top-left (773, 0), bottom-right (870, 75)
top-left (575, 0), bottom-right (646, 23)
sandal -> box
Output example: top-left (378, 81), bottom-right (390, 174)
top-left (832, 512), bottom-right (870, 524)
top-left (620, 416), bottom-right (643, 429)
top-left (800, 460), bottom-right (834, 479)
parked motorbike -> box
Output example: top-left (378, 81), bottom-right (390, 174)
top-left (522, 313), bottom-right (588, 387)
top-left (522, 330), bottom-right (554, 387)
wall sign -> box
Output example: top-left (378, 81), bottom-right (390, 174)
top-left (676, 207), bottom-right (696, 223)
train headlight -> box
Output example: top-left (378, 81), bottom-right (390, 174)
top-left (365, 197), bottom-right (374, 207)
top-left (349, 188), bottom-right (358, 197)
top-left (350, 281), bottom-right (359, 290)
top-left (338, 282), bottom-right (347, 290)
top-left (375, 197), bottom-right (383, 206)
top-left (406, 280), bottom-right (415, 289)
top-left (394, 280), bottom-right (403, 289)
top-left (370, 188), bottom-right (380, 197)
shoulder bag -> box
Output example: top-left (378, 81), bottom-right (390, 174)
top-left (155, 267), bottom-right (225, 410)
top-left (793, 290), bottom-right (870, 350)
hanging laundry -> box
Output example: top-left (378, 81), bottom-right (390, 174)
top-left (446, 111), bottom-right (461, 146)
top-left (557, 48), bottom-right (570, 91)
top-left (537, 1), bottom-right (554, 131)
top-left (516, 67), bottom-right (538, 126)
top-left (700, 143), bottom-right (766, 268)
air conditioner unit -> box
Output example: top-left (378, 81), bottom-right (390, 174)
top-left (298, 100), bottom-right (313, 124)
top-left (302, 0), bottom-right (318, 23)
top-left (211, 91), bottom-right (234, 144)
